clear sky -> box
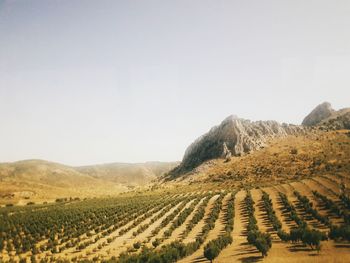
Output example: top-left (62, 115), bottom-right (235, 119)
top-left (0, 0), bottom-right (349, 166)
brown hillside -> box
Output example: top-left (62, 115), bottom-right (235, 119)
top-left (167, 130), bottom-right (350, 189)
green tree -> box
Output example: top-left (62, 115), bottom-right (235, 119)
top-left (255, 237), bottom-right (270, 257)
top-left (204, 243), bottom-right (220, 263)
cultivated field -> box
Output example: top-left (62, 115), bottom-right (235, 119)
top-left (1, 173), bottom-right (350, 263)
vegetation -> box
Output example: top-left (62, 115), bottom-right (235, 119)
top-left (204, 234), bottom-right (232, 263)
top-left (0, 193), bottom-right (184, 256)
top-left (279, 192), bottom-right (306, 228)
top-left (261, 191), bottom-right (282, 231)
top-left (245, 191), bottom-right (272, 257)
top-left (294, 190), bottom-right (331, 227)
top-left (329, 225), bottom-right (350, 241)
top-left (113, 192), bottom-right (226, 263)
top-left (278, 192), bottom-right (327, 251)
top-left (203, 192), bottom-right (236, 262)
top-left (1, 176), bottom-right (350, 262)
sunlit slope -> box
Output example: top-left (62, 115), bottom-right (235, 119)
top-left (166, 130), bottom-right (350, 188)
top-left (0, 160), bottom-right (127, 203)
top-left (0, 160), bottom-right (177, 204)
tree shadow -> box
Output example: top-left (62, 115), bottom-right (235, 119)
top-left (334, 243), bottom-right (350, 248)
top-left (240, 255), bottom-right (263, 263)
top-left (287, 243), bottom-right (311, 252)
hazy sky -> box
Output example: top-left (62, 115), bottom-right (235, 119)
top-left (0, 0), bottom-right (349, 165)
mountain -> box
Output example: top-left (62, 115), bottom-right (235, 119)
top-left (170, 115), bottom-right (304, 176)
top-left (302, 102), bottom-right (335, 126)
top-left (164, 129), bottom-right (350, 189)
top-left (163, 102), bottom-right (350, 186)
top-left (302, 101), bottom-right (350, 129)
top-left (0, 160), bottom-right (177, 205)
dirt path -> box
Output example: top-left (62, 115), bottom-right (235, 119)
top-left (178, 193), bottom-right (231, 263)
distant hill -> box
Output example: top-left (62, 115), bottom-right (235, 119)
top-left (0, 160), bottom-right (177, 205)
top-left (77, 161), bottom-right (178, 186)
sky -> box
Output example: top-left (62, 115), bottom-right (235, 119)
top-left (0, 0), bottom-right (349, 166)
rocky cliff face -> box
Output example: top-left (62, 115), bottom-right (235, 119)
top-left (171, 115), bottom-right (304, 175)
top-left (302, 102), bottom-right (334, 126)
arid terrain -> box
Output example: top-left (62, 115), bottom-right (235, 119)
top-left (1, 102), bottom-right (350, 263)
top-left (0, 161), bottom-right (177, 205)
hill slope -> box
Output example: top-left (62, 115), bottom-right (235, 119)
top-left (0, 160), bottom-right (177, 204)
top-left (165, 129), bottom-right (350, 188)
top-left (77, 161), bottom-right (178, 186)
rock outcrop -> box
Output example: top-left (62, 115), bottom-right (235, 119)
top-left (171, 115), bottom-right (303, 175)
top-left (302, 102), bottom-right (350, 129)
top-left (222, 142), bottom-right (232, 162)
top-left (319, 108), bottom-right (350, 130)
top-left (302, 102), bottom-right (334, 126)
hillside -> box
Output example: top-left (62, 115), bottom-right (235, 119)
top-left (165, 130), bottom-right (350, 188)
top-left (0, 160), bottom-right (177, 205)
top-left (77, 161), bottom-right (178, 186)
top-left (169, 102), bottom-right (350, 180)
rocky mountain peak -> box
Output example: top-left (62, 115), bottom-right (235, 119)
top-left (171, 116), bottom-right (303, 175)
top-left (302, 102), bottom-right (334, 126)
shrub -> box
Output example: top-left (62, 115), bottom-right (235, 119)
top-left (204, 242), bottom-right (220, 263)
top-left (152, 239), bottom-right (161, 248)
top-left (329, 225), bottom-right (350, 242)
top-left (203, 234), bottom-right (233, 262)
top-left (277, 230), bottom-right (290, 241)
top-left (290, 148), bottom-right (298, 154)
top-left (301, 228), bottom-right (325, 251)
top-left (133, 241), bottom-right (141, 250)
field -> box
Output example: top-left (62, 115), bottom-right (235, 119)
top-left (1, 172), bottom-right (350, 263)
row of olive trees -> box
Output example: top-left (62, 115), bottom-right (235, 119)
top-left (245, 191), bottom-right (272, 257)
top-left (0, 193), bottom-right (181, 256)
top-left (277, 192), bottom-right (326, 251)
top-left (203, 192), bottom-right (236, 262)
top-left (114, 192), bottom-right (226, 263)
top-left (312, 190), bottom-right (350, 241)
